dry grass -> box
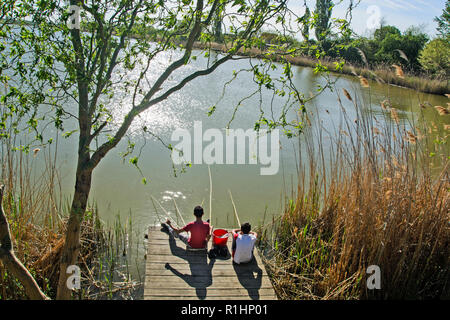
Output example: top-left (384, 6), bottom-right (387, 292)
top-left (259, 89), bottom-right (449, 300)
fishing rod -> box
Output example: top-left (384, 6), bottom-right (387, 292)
top-left (151, 194), bottom-right (181, 228)
top-left (208, 165), bottom-right (213, 223)
top-left (228, 189), bottom-right (241, 228)
top-left (172, 197), bottom-right (187, 226)
top-left (150, 196), bottom-right (163, 224)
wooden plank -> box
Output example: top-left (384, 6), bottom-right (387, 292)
top-left (145, 276), bottom-right (274, 289)
top-left (144, 277), bottom-right (274, 294)
top-left (144, 295), bottom-right (277, 300)
top-left (144, 274), bottom-right (273, 282)
top-left (144, 288), bottom-right (276, 296)
top-left (146, 262), bottom-right (265, 271)
top-left (146, 244), bottom-right (264, 264)
top-left (146, 257), bottom-right (236, 265)
top-left (146, 267), bottom-right (267, 277)
top-left (145, 284), bottom-right (274, 291)
top-left (144, 278), bottom-right (274, 289)
top-left (146, 259), bottom-right (265, 269)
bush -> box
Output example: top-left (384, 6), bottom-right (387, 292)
top-left (419, 38), bottom-right (450, 78)
top-left (345, 26), bottom-right (429, 72)
top-left (259, 31), bottom-right (300, 48)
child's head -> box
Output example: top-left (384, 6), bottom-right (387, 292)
top-left (241, 222), bottom-right (251, 234)
top-left (194, 206), bottom-right (204, 218)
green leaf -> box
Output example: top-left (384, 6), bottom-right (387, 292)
top-left (129, 157), bottom-right (138, 166)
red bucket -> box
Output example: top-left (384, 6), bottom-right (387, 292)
top-left (212, 229), bottom-right (229, 246)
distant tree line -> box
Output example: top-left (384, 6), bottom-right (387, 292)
top-left (296, 0), bottom-right (448, 79)
top-left (247, 0), bottom-right (449, 79)
top-left (131, 0), bottom-right (448, 79)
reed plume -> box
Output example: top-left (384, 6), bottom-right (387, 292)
top-left (392, 64), bottom-right (404, 78)
top-left (435, 106), bottom-right (449, 115)
top-left (394, 49), bottom-right (409, 63)
top-left (359, 76), bottom-right (369, 88)
top-left (390, 108), bottom-right (400, 124)
top-left (406, 131), bottom-right (417, 144)
top-left (342, 88), bottom-right (352, 101)
top-left (381, 100), bottom-right (390, 110)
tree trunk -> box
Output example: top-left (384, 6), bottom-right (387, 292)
top-left (0, 185), bottom-right (49, 300)
top-left (55, 30), bottom-right (92, 297)
top-left (55, 163), bottom-right (92, 300)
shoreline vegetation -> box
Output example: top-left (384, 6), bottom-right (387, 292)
top-left (257, 90), bottom-right (449, 299)
top-left (191, 41), bottom-right (449, 96)
top-left (125, 27), bottom-right (449, 96)
top-left (0, 139), bottom-right (143, 299)
top-left (5, 19), bottom-right (448, 95)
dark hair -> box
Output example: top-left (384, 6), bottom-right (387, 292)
top-left (194, 206), bottom-right (204, 217)
top-left (241, 222), bottom-right (251, 234)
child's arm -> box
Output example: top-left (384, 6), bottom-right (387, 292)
top-left (166, 220), bottom-right (184, 234)
top-left (231, 229), bottom-right (241, 236)
top-left (206, 224), bottom-right (212, 242)
top-left (249, 231), bottom-right (258, 238)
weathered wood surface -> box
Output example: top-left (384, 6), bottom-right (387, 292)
top-left (144, 226), bottom-right (277, 300)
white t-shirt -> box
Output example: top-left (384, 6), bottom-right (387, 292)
top-left (233, 233), bottom-right (257, 264)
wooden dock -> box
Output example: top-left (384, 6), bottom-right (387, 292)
top-left (144, 226), bottom-right (277, 300)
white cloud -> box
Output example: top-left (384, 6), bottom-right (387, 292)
top-left (287, 0), bottom-right (442, 37)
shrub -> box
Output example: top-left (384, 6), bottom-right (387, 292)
top-left (419, 38), bottom-right (450, 78)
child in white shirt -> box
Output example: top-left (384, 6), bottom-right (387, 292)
top-left (231, 222), bottom-right (257, 264)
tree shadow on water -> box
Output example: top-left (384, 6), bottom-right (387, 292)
top-left (164, 233), bottom-right (215, 300)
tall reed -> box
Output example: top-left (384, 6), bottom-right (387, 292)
top-left (259, 87), bottom-right (449, 299)
top-left (0, 133), bottom-right (142, 299)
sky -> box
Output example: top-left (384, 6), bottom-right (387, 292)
top-left (291, 0), bottom-right (446, 38)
